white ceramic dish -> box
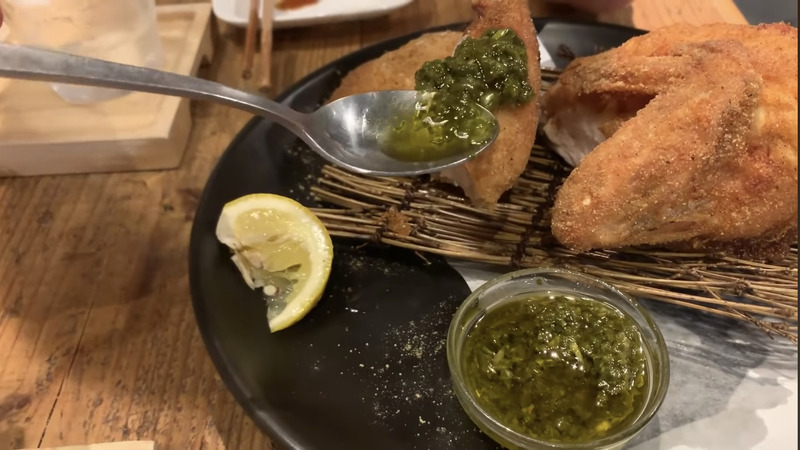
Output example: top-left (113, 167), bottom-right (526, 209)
top-left (212, 0), bottom-right (414, 29)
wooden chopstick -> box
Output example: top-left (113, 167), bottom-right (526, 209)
top-left (241, 0), bottom-right (260, 79)
top-left (258, 0), bottom-right (274, 92)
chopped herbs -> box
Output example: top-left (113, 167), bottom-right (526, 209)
top-left (415, 28), bottom-right (534, 110)
top-left (461, 293), bottom-right (648, 443)
top-left (382, 28), bottom-right (533, 161)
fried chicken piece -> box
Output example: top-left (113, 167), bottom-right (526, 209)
top-left (541, 23), bottom-right (798, 258)
top-left (330, 0), bottom-right (541, 208)
top-left (329, 31), bottom-right (463, 100)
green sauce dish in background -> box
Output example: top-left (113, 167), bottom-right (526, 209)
top-left (447, 268), bottom-right (670, 450)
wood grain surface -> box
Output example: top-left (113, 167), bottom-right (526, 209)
top-left (0, 4), bottom-right (214, 177)
top-left (0, 0), bottom-right (748, 449)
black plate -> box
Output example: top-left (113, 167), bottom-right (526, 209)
top-left (189, 19), bottom-right (645, 450)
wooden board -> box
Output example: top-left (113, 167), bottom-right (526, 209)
top-left (23, 441), bottom-right (154, 450)
top-left (0, 3), bottom-right (214, 177)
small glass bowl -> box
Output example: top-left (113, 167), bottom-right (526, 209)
top-left (446, 268), bottom-right (670, 450)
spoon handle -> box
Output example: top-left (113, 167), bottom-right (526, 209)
top-left (0, 43), bottom-right (307, 131)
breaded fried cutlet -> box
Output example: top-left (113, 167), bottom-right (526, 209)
top-left (436, 0), bottom-right (541, 207)
top-left (541, 23), bottom-right (798, 258)
top-left (329, 31), bottom-right (463, 102)
top-left (329, 0), bottom-right (541, 208)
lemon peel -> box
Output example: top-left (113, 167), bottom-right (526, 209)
top-left (216, 193), bottom-right (333, 332)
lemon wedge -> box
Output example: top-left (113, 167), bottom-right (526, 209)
top-left (215, 193), bottom-right (333, 332)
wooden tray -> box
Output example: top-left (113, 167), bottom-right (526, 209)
top-left (0, 3), bottom-right (214, 177)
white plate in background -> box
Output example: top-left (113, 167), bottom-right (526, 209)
top-left (212, 0), bottom-right (414, 28)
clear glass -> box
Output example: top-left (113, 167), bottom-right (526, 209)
top-left (447, 268), bottom-right (670, 450)
top-left (0, 23), bottom-right (10, 96)
top-left (0, 0), bottom-right (164, 104)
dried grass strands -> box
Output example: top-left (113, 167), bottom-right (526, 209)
top-left (309, 159), bottom-right (797, 344)
top-left (307, 68), bottom-right (797, 343)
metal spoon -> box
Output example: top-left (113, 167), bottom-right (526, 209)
top-left (0, 43), bottom-right (498, 176)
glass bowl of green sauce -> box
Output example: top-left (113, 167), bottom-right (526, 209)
top-left (446, 268), bottom-right (669, 450)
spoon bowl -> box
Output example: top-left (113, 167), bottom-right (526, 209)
top-left (311, 90), bottom-right (498, 175)
top-left (0, 43), bottom-right (498, 176)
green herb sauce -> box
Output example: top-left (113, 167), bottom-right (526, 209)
top-left (462, 293), bottom-right (648, 443)
top-left (382, 28), bottom-right (534, 161)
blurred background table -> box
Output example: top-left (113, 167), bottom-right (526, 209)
top-left (0, 0), bottom-right (794, 449)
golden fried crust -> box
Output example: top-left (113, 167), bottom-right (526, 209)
top-left (438, 0), bottom-right (541, 207)
top-left (547, 23), bottom-right (798, 259)
top-left (328, 31), bottom-right (463, 102)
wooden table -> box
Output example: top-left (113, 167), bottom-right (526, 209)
top-left (0, 0), bottom-right (749, 449)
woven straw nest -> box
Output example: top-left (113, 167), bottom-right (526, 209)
top-left (309, 70), bottom-right (798, 343)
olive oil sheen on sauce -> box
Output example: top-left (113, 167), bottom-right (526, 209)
top-left (461, 293), bottom-right (648, 443)
top-left (382, 28), bottom-right (534, 161)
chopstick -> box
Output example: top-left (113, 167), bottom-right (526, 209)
top-left (258, 0), bottom-right (275, 92)
top-left (241, 0), bottom-right (260, 79)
